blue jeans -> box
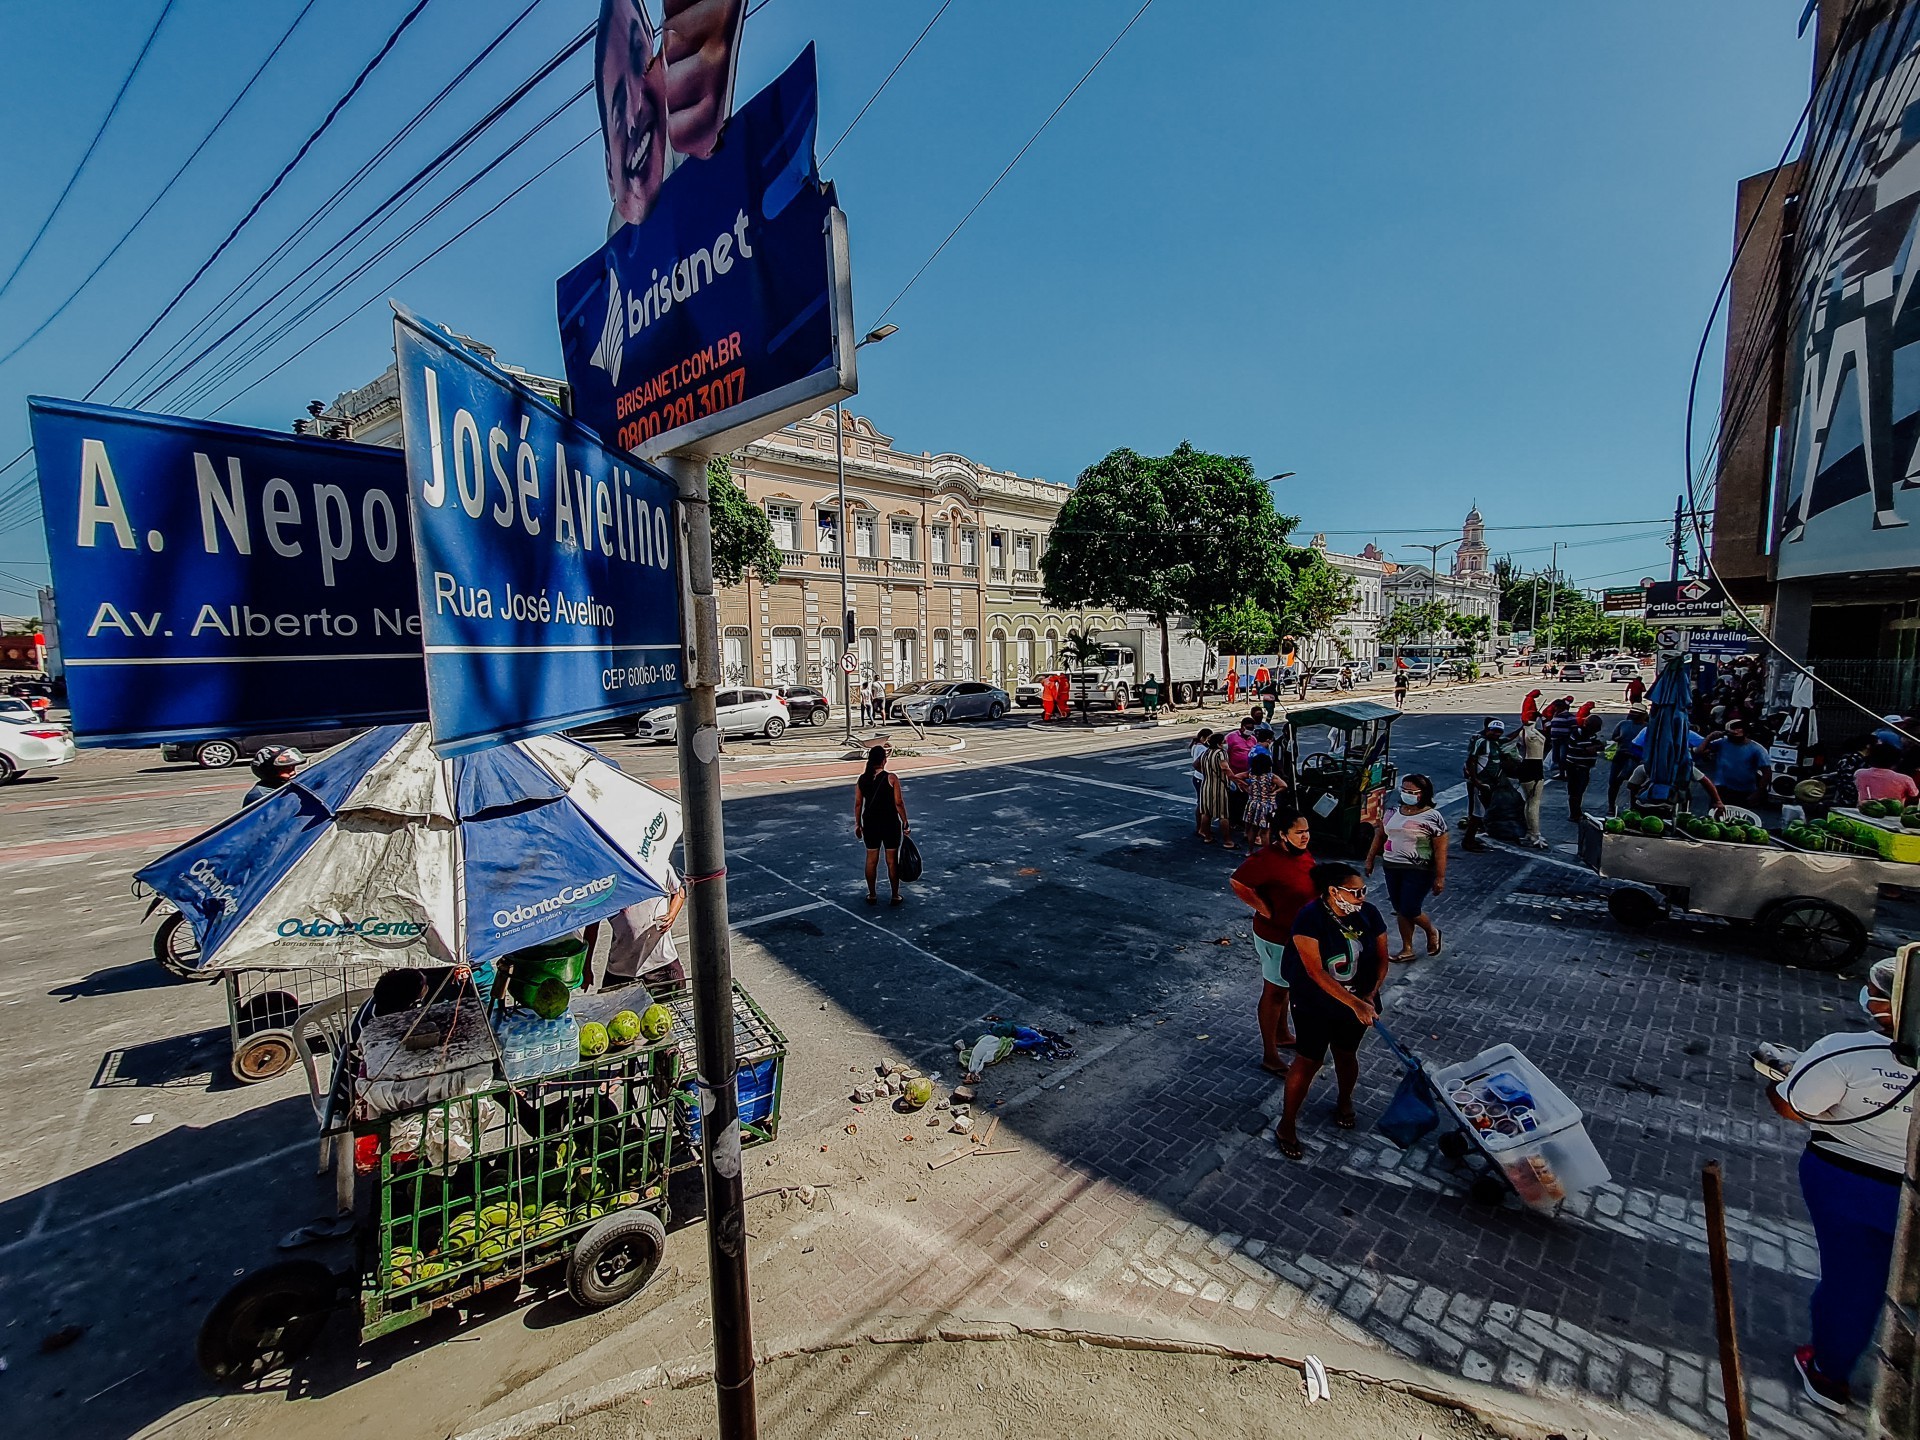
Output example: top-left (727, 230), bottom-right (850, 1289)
top-left (1382, 863), bottom-right (1433, 920)
top-left (1800, 1147), bottom-right (1900, 1381)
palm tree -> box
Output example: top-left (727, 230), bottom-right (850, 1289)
top-left (1061, 628), bottom-right (1102, 722)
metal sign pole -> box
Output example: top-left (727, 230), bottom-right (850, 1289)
top-left (663, 451), bottom-right (757, 1440)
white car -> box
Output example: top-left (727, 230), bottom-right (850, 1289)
top-left (644, 687), bottom-right (789, 744)
top-left (1308, 667), bottom-right (1344, 691)
top-left (0, 718), bottom-right (75, 781)
top-left (1558, 661), bottom-right (1602, 682)
top-left (0, 696), bottom-right (40, 725)
top-left (1608, 660), bottom-right (1642, 682)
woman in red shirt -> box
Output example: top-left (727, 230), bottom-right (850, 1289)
top-left (1230, 807), bottom-right (1316, 1076)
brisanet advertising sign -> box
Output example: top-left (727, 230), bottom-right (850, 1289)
top-left (26, 397), bottom-right (426, 746)
top-left (394, 308), bottom-right (687, 756)
top-left (557, 44), bottom-right (855, 460)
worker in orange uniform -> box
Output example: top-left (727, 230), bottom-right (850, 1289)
top-left (1226, 668), bottom-right (1240, 706)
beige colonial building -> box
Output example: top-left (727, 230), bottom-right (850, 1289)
top-left (308, 356), bottom-right (1119, 702)
top-left (725, 409), bottom-right (1121, 701)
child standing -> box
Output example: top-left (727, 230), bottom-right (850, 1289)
top-left (1243, 752), bottom-right (1281, 849)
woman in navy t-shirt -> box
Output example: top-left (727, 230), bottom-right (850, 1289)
top-left (1275, 861), bottom-right (1389, 1160)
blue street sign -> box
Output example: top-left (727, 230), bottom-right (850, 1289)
top-left (394, 309), bottom-right (687, 756)
top-left (556, 45), bottom-right (854, 460)
top-left (27, 397), bottom-right (427, 746)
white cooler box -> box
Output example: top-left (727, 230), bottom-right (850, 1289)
top-left (1430, 1043), bottom-right (1611, 1211)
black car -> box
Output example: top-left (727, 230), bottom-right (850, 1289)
top-left (777, 685), bottom-right (831, 725)
top-left (160, 726), bottom-right (363, 769)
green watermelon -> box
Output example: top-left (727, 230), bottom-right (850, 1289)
top-left (1640, 817), bottom-right (1665, 837)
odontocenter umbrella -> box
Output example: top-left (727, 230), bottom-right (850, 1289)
top-left (135, 724), bottom-right (681, 971)
top-left (1643, 655), bottom-right (1695, 811)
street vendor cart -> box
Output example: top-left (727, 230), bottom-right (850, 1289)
top-left (130, 725), bottom-right (789, 1382)
top-left (1577, 816), bottom-right (1916, 969)
top-left (1282, 699), bottom-right (1399, 856)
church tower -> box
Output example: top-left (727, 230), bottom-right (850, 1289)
top-left (1453, 505), bottom-right (1488, 577)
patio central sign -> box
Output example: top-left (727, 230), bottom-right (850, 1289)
top-left (394, 308), bottom-right (688, 756)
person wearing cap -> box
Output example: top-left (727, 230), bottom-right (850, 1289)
top-left (1607, 707), bottom-right (1648, 813)
top-left (1769, 958), bottom-right (1917, 1415)
top-left (1460, 718), bottom-right (1505, 852)
top-left (1506, 713), bottom-right (1550, 849)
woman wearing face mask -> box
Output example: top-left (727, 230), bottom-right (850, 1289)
top-left (1365, 772), bottom-right (1447, 961)
top-left (1230, 807), bottom-right (1315, 1075)
top-left (1274, 861), bottom-right (1389, 1160)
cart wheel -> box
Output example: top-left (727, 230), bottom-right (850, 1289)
top-left (153, 912), bottom-right (202, 979)
top-left (196, 1260), bottom-right (338, 1384)
top-left (1764, 898), bottom-right (1868, 971)
top-left (1469, 1175), bottom-right (1507, 1206)
top-left (1606, 887), bottom-right (1665, 929)
top-left (1437, 1130), bottom-right (1471, 1160)
top-left (566, 1208), bottom-right (667, 1310)
top-left (232, 1028), bottom-right (297, 1083)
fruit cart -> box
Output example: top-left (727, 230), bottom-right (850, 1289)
top-left (1578, 815), bottom-right (1919, 969)
top-left (196, 975), bottom-right (787, 1383)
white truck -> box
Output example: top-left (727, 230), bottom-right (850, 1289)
top-left (1070, 625), bottom-right (1214, 709)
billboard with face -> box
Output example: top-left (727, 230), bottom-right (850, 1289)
top-left (596, 0), bottom-right (746, 231)
top-left (1775, 7), bottom-right (1920, 578)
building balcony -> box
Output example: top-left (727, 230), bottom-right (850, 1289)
top-left (1012, 568), bottom-right (1040, 586)
top-left (889, 558), bottom-right (923, 576)
top-left (989, 567), bottom-right (1008, 583)
top-left (931, 562), bottom-right (952, 578)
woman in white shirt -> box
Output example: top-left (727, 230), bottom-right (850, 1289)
top-left (1363, 773), bottom-right (1447, 961)
top-left (1770, 957), bottom-right (1917, 1414)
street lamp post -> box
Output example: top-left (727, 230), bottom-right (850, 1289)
top-left (1407, 537), bottom-right (1463, 678)
top-left (835, 325), bottom-right (898, 743)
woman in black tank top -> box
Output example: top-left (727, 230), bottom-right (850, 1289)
top-left (853, 744), bottom-right (909, 905)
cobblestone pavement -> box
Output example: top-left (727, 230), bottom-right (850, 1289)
top-left (652, 735), bottom-right (1874, 1440)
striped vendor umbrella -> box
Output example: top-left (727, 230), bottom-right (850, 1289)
top-left (1643, 654), bottom-right (1696, 812)
top-left (135, 725), bottom-right (681, 972)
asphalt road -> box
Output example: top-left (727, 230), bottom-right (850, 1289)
top-left (0, 674), bottom-right (1669, 1438)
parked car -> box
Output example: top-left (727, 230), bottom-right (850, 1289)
top-left (1558, 661), bottom-right (1602, 682)
top-left (0, 696), bottom-right (41, 725)
top-left (160, 726), bottom-right (363, 769)
top-left (1608, 660), bottom-right (1642, 682)
top-left (887, 680), bottom-right (1009, 725)
top-left (0, 717), bottom-right (75, 781)
top-left (645, 688), bottom-right (788, 743)
top-left (1308, 667), bottom-right (1344, 691)
top-left (776, 685), bottom-right (831, 725)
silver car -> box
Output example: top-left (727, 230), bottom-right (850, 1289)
top-left (887, 680), bottom-right (1010, 725)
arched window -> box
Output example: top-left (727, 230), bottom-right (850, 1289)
top-left (893, 629), bottom-right (918, 683)
top-left (960, 628), bottom-right (977, 678)
top-left (771, 627), bottom-right (802, 686)
top-left (723, 627), bottom-right (750, 686)
top-left (1015, 627), bottom-right (1036, 680)
top-left (932, 628), bottom-right (950, 678)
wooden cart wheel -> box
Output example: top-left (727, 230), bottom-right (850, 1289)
top-left (1606, 887), bottom-right (1665, 929)
top-left (233, 1028), bottom-right (297, 1083)
top-left (152, 911), bottom-right (203, 979)
top-left (196, 1260), bottom-right (338, 1384)
top-left (1437, 1130), bottom-right (1471, 1160)
top-left (1764, 898), bottom-right (1868, 971)
top-left (236, 989), bottom-right (300, 1035)
top-left (566, 1208), bottom-right (667, 1310)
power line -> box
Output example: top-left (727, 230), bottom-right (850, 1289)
top-left (0, 0), bottom-right (179, 301)
top-left (822, 0), bottom-right (953, 164)
top-left (111, 0), bottom-right (557, 410)
top-left (85, 0), bottom-right (440, 403)
top-left (207, 130), bottom-right (599, 417)
top-left (0, 1), bottom-right (319, 372)
top-left (870, 0), bottom-right (1157, 328)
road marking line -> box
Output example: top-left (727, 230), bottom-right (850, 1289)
top-left (730, 900), bottom-right (833, 929)
top-left (731, 854), bottom-right (1037, 1013)
top-left (1006, 765), bottom-right (1188, 805)
top-left (948, 785), bottom-right (1030, 801)
top-left (1434, 783), bottom-right (1468, 808)
top-left (1075, 816), bottom-right (1164, 840)
top-left (1, 1137), bottom-right (312, 1261)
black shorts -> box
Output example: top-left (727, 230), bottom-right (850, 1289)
top-left (863, 818), bottom-right (901, 851)
top-left (1291, 996), bottom-right (1367, 1063)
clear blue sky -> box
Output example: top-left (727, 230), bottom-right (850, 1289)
top-left (0, 0), bottom-right (1815, 606)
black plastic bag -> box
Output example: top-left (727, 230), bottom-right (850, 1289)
top-left (897, 831), bottom-right (923, 883)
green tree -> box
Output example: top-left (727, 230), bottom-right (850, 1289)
top-left (1443, 611), bottom-right (1491, 651)
top-left (1060, 628), bottom-right (1102, 720)
top-left (1277, 554), bottom-right (1358, 657)
top-left (708, 457), bottom-right (782, 588)
top-left (1042, 443), bottom-right (1296, 708)
top-left (1194, 598), bottom-right (1277, 656)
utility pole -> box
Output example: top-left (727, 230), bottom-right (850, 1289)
top-left (1670, 494), bottom-right (1685, 582)
top-left (661, 452), bottom-right (757, 1439)
top-left (1544, 541), bottom-right (1562, 654)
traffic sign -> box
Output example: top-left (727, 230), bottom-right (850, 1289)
top-left (840, 652), bottom-right (858, 674)
top-left (1656, 627), bottom-right (1685, 656)
top-left (1640, 576), bottom-right (1656, 589)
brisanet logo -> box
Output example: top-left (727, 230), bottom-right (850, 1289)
top-left (493, 874), bottom-right (616, 931)
top-left (591, 270), bottom-right (626, 386)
